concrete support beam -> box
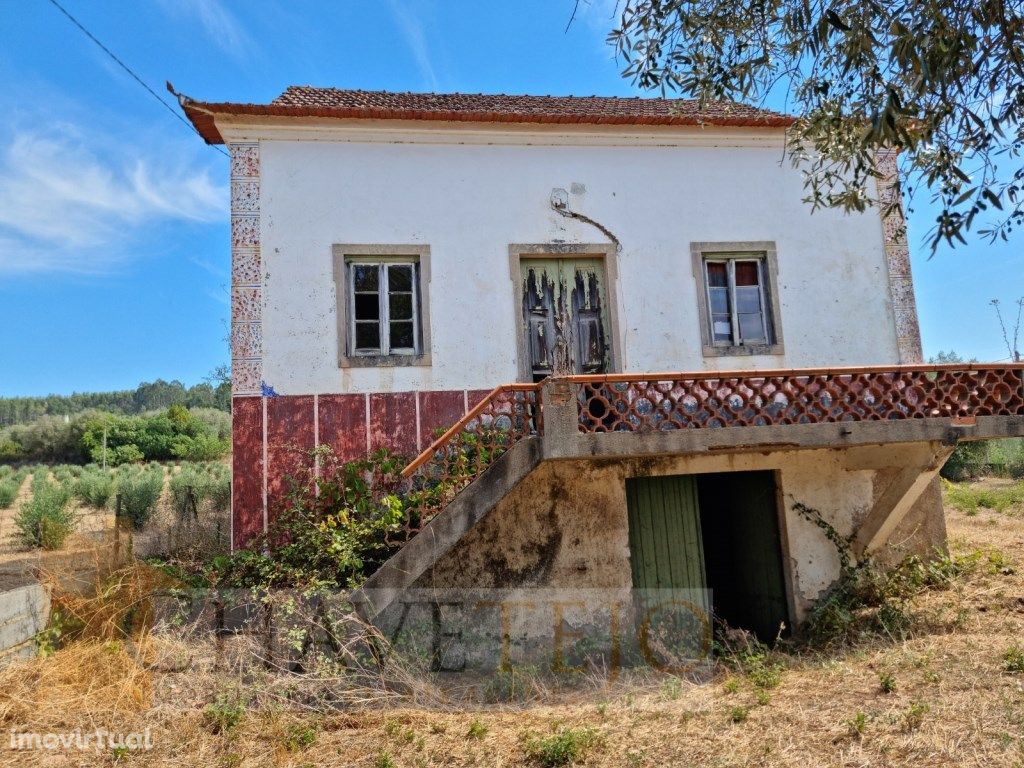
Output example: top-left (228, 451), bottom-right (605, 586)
top-left (851, 443), bottom-right (955, 558)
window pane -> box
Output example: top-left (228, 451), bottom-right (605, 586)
top-left (355, 322), bottom-right (380, 350)
top-left (709, 286), bottom-right (730, 314)
top-left (735, 261), bottom-right (760, 286)
top-left (390, 321), bottom-right (414, 350)
top-left (353, 265), bottom-right (378, 292)
top-left (389, 293), bottom-right (413, 320)
top-left (735, 286), bottom-right (761, 314)
top-left (354, 293), bottom-right (379, 321)
top-left (388, 264), bottom-right (413, 291)
top-left (712, 314), bottom-right (733, 342)
top-left (738, 313), bottom-right (766, 341)
top-left (706, 261), bottom-right (727, 287)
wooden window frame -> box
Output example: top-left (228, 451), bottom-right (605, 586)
top-left (691, 241), bottom-right (784, 357)
top-left (332, 244), bottom-right (432, 368)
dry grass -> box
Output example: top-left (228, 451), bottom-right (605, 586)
top-left (1, 493), bottom-right (1024, 766)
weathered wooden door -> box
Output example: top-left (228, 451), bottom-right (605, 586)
top-left (625, 475), bottom-right (711, 627)
top-left (520, 258), bottom-right (610, 382)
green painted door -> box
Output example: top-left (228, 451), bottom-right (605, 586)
top-left (625, 475), bottom-right (710, 617)
top-left (520, 257), bottom-right (611, 381)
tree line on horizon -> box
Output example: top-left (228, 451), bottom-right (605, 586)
top-left (0, 376), bottom-right (231, 428)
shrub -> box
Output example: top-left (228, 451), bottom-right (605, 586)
top-left (14, 482), bottom-right (74, 549)
top-left (0, 480), bottom-right (19, 509)
top-left (116, 468), bottom-right (164, 529)
top-left (215, 448), bottom-right (406, 589)
top-left (75, 471), bottom-right (115, 508)
top-left (523, 728), bottom-right (600, 767)
top-left (941, 442), bottom-right (990, 481)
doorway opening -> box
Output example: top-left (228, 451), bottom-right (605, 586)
top-left (696, 471), bottom-right (789, 642)
top-left (625, 471), bottom-right (789, 647)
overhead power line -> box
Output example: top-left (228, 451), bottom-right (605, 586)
top-left (46, 0), bottom-right (229, 157)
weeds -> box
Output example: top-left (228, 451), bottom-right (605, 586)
top-left (1002, 645), bottom-right (1024, 673)
top-left (202, 694), bottom-right (245, 734)
top-left (729, 706), bottom-right (750, 723)
top-left (878, 672), bottom-right (897, 693)
top-left (466, 719), bottom-right (488, 740)
top-left (943, 479), bottom-right (1024, 515)
top-left (523, 727), bottom-right (600, 767)
top-left (282, 721), bottom-right (319, 752)
top-left (846, 711), bottom-right (869, 739)
top-left (902, 701), bottom-right (929, 732)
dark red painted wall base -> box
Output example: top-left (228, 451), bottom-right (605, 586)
top-left (231, 389), bottom-right (488, 549)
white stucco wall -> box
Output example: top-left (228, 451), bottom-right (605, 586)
top-left (245, 122), bottom-right (899, 395)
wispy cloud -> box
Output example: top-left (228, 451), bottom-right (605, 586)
top-left (157, 0), bottom-right (252, 59)
top-left (0, 127), bottom-right (226, 275)
top-left (567, 0), bottom-right (624, 58)
top-left (388, 1), bottom-right (439, 90)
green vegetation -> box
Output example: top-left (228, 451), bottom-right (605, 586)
top-left (168, 462), bottom-right (230, 514)
top-left (1003, 645), bottom-right (1024, 673)
top-left (116, 464), bottom-right (165, 530)
top-left (942, 439), bottom-right (1024, 482)
top-left (466, 719), bottom-right (488, 740)
top-left (14, 471), bottom-right (75, 549)
top-left (522, 728), bottom-right (600, 767)
top-left (74, 468), bottom-right (115, 509)
top-left (214, 448), bottom-right (407, 589)
top-left (729, 706), bottom-right (751, 723)
top-left (0, 467), bottom-right (26, 508)
top-left (878, 672), bottom-right (897, 694)
top-left (202, 694), bottom-right (246, 734)
top-left (943, 479), bottom-right (1024, 515)
top-left (0, 405), bottom-right (229, 465)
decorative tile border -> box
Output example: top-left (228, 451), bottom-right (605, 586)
top-left (876, 149), bottom-right (923, 363)
top-left (229, 142), bottom-right (262, 395)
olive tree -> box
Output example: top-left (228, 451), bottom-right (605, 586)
top-left (607, 0), bottom-right (1024, 250)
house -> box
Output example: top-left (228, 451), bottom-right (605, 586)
top-left (181, 87), bottom-right (1023, 655)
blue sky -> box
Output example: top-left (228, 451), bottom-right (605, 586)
top-left (0, 0), bottom-right (1019, 397)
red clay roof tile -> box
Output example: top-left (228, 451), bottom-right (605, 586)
top-left (181, 86), bottom-right (794, 144)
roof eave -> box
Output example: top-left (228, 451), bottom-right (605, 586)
top-left (181, 100), bottom-right (796, 146)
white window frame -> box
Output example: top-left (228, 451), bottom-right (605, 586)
top-left (703, 257), bottom-right (771, 347)
top-left (348, 258), bottom-right (421, 357)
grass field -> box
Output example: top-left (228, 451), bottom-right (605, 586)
top-left (0, 479), bottom-right (1022, 766)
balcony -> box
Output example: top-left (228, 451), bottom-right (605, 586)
top-left (398, 364), bottom-right (1024, 537)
